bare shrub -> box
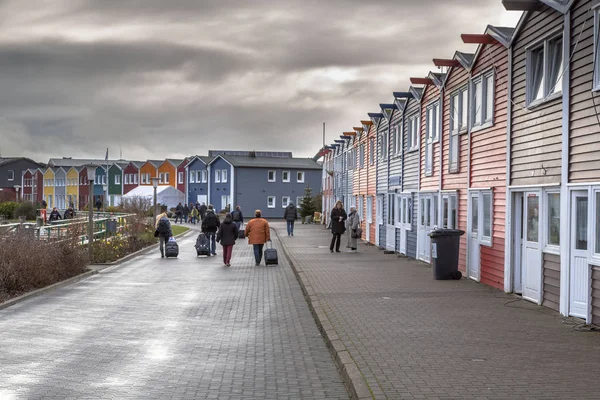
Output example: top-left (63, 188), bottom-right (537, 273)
top-left (121, 197), bottom-right (153, 218)
top-left (0, 232), bottom-right (88, 302)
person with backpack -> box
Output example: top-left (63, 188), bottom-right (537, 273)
top-left (283, 202), bottom-right (299, 236)
top-left (199, 203), bottom-right (207, 220)
top-left (63, 207), bottom-right (75, 219)
top-left (201, 204), bottom-right (220, 256)
top-left (216, 213), bottom-right (239, 267)
top-left (245, 209), bottom-right (270, 266)
top-left (231, 206), bottom-right (244, 229)
top-left (155, 212), bottom-right (173, 258)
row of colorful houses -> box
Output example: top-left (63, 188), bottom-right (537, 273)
top-left (21, 151), bottom-right (321, 218)
top-left (319, 0), bottom-right (600, 324)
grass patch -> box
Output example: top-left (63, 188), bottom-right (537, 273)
top-left (171, 225), bottom-right (191, 236)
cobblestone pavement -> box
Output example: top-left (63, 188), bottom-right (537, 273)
top-left (0, 224), bottom-right (349, 400)
top-left (278, 222), bottom-right (600, 400)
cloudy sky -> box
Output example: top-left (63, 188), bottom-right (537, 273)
top-left (0, 0), bottom-right (522, 163)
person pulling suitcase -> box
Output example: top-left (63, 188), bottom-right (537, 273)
top-left (245, 209), bottom-right (270, 266)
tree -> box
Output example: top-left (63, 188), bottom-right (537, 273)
top-left (299, 186), bottom-right (316, 219)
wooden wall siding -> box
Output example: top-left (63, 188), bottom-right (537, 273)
top-left (420, 83), bottom-right (441, 190)
top-left (542, 252), bottom-right (561, 312)
top-left (403, 98), bottom-right (420, 191)
top-left (140, 163), bottom-right (158, 185)
top-left (367, 125), bottom-right (377, 244)
top-left (407, 192), bottom-right (418, 259)
top-left (389, 109), bottom-right (403, 190)
top-left (592, 267), bottom-right (600, 325)
top-left (358, 133), bottom-right (368, 195)
top-left (510, 6), bottom-right (563, 186)
top-left (569, 0), bottom-right (600, 182)
top-left (377, 117), bottom-right (390, 194)
top-left (470, 41), bottom-right (510, 290)
top-left (442, 66), bottom-right (470, 273)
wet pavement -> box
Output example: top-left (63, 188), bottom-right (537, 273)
top-left (0, 224), bottom-right (349, 400)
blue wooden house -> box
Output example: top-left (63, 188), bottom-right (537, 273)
top-left (207, 152), bottom-right (321, 218)
top-left (186, 156), bottom-right (213, 206)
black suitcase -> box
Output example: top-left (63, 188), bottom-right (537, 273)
top-left (264, 240), bottom-right (278, 266)
top-left (238, 223), bottom-right (245, 239)
top-left (195, 233), bottom-right (211, 256)
top-left (165, 239), bottom-right (179, 258)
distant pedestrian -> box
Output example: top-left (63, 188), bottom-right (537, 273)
top-left (175, 202), bottom-right (184, 223)
top-left (216, 213), bottom-right (239, 267)
top-left (63, 207), bottom-right (75, 220)
top-left (199, 203), bottom-right (207, 220)
top-left (283, 202), bottom-right (299, 236)
top-left (245, 209), bottom-right (270, 266)
top-left (346, 206), bottom-right (360, 253)
top-left (190, 206), bottom-right (199, 224)
top-left (48, 207), bottom-right (62, 222)
top-left (183, 204), bottom-right (190, 223)
top-left (231, 205), bottom-right (244, 229)
top-left (329, 201), bottom-right (347, 253)
top-left (155, 212), bottom-right (173, 258)
top-left (201, 205), bottom-right (220, 256)
top-left (95, 198), bottom-right (102, 212)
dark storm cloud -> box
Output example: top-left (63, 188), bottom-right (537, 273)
top-left (0, 0), bottom-right (521, 162)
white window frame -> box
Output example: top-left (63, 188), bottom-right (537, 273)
top-left (407, 115), bottom-right (419, 152)
top-left (441, 193), bottom-right (458, 229)
top-left (471, 189), bottom-right (493, 246)
top-left (115, 174), bottom-right (120, 185)
top-left (297, 171), bottom-right (305, 183)
top-left (296, 197), bottom-right (304, 209)
top-left (393, 125), bottom-right (402, 156)
top-left (449, 86), bottom-right (468, 173)
top-left (268, 170), bottom-right (276, 182)
top-left (387, 193), bottom-right (396, 225)
top-left (215, 170), bottom-right (221, 183)
top-left (359, 143), bottom-right (365, 169)
top-left (543, 190), bottom-right (561, 254)
top-left (379, 132), bottom-right (388, 161)
top-left (282, 171), bottom-right (290, 183)
top-left (394, 194), bottom-right (402, 228)
top-left (124, 174), bottom-right (129, 185)
top-left (369, 138), bottom-right (375, 165)
top-left (526, 32), bottom-right (563, 107)
top-left (400, 194), bottom-right (413, 231)
top-left (134, 174), bottom-right (138, 184)
top-left (221, 169), bottom-right (228, 183)
top-left (190, 171), bottom-right (196, 183)
top-left (146, 173), bottom-right (151, 184)
top-left (426, 101), bottom-right (440, 143)
top-left (470, 70), bottom-right (495, 130)
top-left (594, 7), bottom-right (600, 91)
top-left (282, 196), bottom-right (290, 208)
top-left (8, 170), bottom-right (14, 181)
top-left (178, 171), bottom-right (183, 184)
top-left (376, 195), bottom-right (383, 225)
top-left (592, 188), bottom-right (600, 265)
top-left (201, 170), bottom-right (207, 183)
top-left (267, 196), bottom-right (276, 209)
top-left (358, 195), bottom-right (364, 220)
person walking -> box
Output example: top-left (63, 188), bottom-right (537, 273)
top-left (245, 210), bottom-right (270, 266)
top-left (190, 206), bottom-right (199, 224)
top-left (216, 213), bottom-right (239, 267)
top-left (183, 203), bottom-right (190, 224)
top-left (346, 206), bottom-right (361, 253)
top-left (95, 198), bottom-right (102, 212)
top-left (48, 207), bottom-right (62, 222)
top-left (175, 202), bottom-right (184, 224)
top-left (283, 202), bottom-right (299, 236)
top-left (231, 205), bottom-right (244, 229)
top-left (201, 205), bottom-right (220, 256)
top-left (199, 203), bottom-right (208, 221)
top-left (155, 211), bottom-right (173, 258)
top-left (63, 207), bottom-right (75, 219)
top-left (329, 201), bottom-right (347, 253)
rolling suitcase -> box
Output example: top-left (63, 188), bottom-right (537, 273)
top-left (264, 240), bottom-right (278, 266)
top-left (165, 237), bottom-right (179, 258)
top-left (195, 233), bottom-right (211, 256)
top-left (238, 223), bottom-right (245, 239)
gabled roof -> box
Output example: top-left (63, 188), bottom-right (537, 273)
top-left (186, 155), bottom-right (213, 167)
top-left (0, 157), bottom-right (44, 168)
top-left (502, 0), bottom-right (572, 13)
top-left (409, 87), bottom-right (424, 102)
top-left (145, 160), bottom-right (163, 168)
top-left (47, 158), bottom-right (126, 168)
top-left (469, 25), bottom-right (515, 69)
top-left (210, 154), bottom-right (322, 170)
top-left (455, 51), bottom-right (475, 70)
top-left (163, 158), bottom-right (184, 168)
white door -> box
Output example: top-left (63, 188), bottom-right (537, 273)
top-left (399, 196), bottom-right (408, 254)
top-left (570, 191), bottom-right (589, 319)
top-left (221, 195), bottom-right (230, 211)
top-left (366, 196), bottom-right (372, 242)
top-left (386, 194), bottom-right (396, 251)
top-left (376, 196), bottom-right (383, 247)
top-left (418, 194), bottom-right (433, 262)
top-left (196, 194), bottom-right (207, 205)
top-left (468, 193), bottom-right (481, 281)
top-left (522, 192), bottom-right (542, 303)
top-left (512, 192), bottom-right (523, 294)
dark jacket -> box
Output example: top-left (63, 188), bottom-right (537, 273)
top-left (199, 204), bottom-right (208, 219)
top-left (231, 209), bottom-right (244, 223)
top-left (283, 204), bottom-right (298, 221)
top-left (175, 203), bottom-right (183, 216)
top-left (183, 205), bottom-right (190, 215)
top-left (217, 220), bottom-right (239, 246)
top-left (201, 210), bottom-right (220, 233)
top-left (63, 209), bottom-right (75, 219)
top-left (330, 208), bottom-right (347, 234)
top-left (49, 210), bottom-right (62, 221)
top-left (157, 217), bottom-right (173, 239)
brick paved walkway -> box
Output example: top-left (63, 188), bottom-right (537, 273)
top-left (0, 225), bottom-right (349, 400)
top-left (277, 222), bottom-right (600, 399)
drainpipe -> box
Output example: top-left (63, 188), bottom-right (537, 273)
top-left (504, 46), bottom-right (514, 293)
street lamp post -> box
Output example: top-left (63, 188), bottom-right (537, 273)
top-left (86, 165), bottom-right (97, 262)
top-left (13, 185), bottom-right (21, 202)
top-left (151, 177), bottom-right (159, 224)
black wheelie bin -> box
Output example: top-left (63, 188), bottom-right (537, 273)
top-left (428, 229), bottom-right (465, 280)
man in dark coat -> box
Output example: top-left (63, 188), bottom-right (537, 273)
top-left (283, 202), bottom-right (299, 236)
top-left (231, 205), bottom-right (244, 229)
top-left (199, 203), bottom-right (208, 220)
top-left (182, 204), bottom-right (190, 224)
top-left (175, 202), bottom-right (183, 223)
top-left (201, 205), bottom-right (220, 256)
top-left (95, 198), bottom-right (102, 212)
top-left (329, 201), bottom-right (347, 253)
